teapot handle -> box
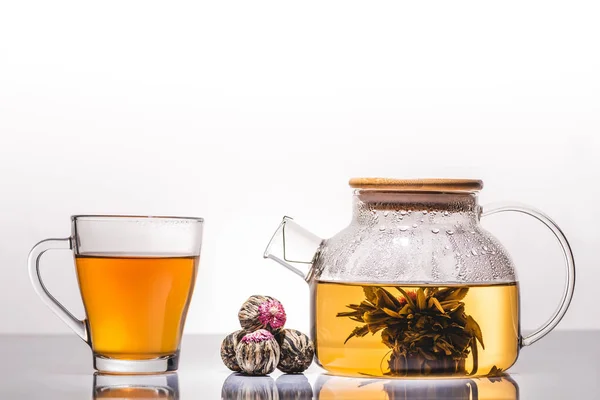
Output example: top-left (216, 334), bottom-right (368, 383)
top-left (481, 202), bottom-right (575, 347)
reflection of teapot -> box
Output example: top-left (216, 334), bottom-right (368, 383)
top-left (264, 178), bottom-right (575, 377)
top-left (93, 373), bottom-right (179, 399)
top-left (314, 373), bottom-right (519, 400)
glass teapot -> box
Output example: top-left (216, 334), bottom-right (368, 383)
top-left (264, 178), bottom-right (575, 378)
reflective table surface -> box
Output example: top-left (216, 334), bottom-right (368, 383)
top-left (1, 332), bottom-right (598, 399)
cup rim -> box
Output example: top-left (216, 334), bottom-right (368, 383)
top-left (71, 215), bottom-right (204, 222)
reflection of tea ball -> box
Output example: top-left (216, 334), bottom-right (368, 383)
top-left (276, 329), bottom-right (314, 373)
top-left (236, 330), bottom-right (281, 376)
top-left (239, 295), bottom-right (287, 333)
top-left (221, 373), bottom-right (278, 400)
top-left (221, 330), bottom-right (245, 372)
top-left (276, 374), bottom-right (313, 400)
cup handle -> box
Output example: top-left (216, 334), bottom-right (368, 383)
top-left (28, 238), bottom-right (88, 342)
top-left (481, 202), bottom-right (576, 346)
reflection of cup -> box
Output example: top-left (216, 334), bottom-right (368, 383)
top-left (314, 373), bottom-right (519, 400)
top-left (221, 373), bottom-right (278, 400)
top-left (93, 373), bottom-right (180, 399)
top-left (28, 216), bottom-right (203, 373)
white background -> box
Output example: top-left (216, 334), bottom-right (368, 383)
top-left (0, 1), bottom-right (598, 336)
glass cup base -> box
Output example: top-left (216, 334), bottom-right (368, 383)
top-left (93, 352), bottom-right (180, 374)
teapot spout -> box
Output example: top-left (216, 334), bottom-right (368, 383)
top-left (263, 216), bottom-right (324, 281)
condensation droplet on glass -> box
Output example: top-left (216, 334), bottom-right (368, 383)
top-left (483, 246), bottom-right (489, 251)
top-left (400, 210), bottom-right (407, 215)
top-left (379, 226), bottom-right (386, 231)
top-left (432, 228), bottom-right (440, 234)
top-left (407, 210), bottom-right (412, 214)
top-left (470, 231), bottom-right (476, 235)
top-left (399, 226), bottom-right (409, 232)
top-left (445, 245), bottom-right (451, 250)
top-left (412, 224), bottom-right (418, 228)
top-left (446, 230), bottom-right (454, 235)
top-left (383, 210), bottom-right (389, 217)
top-left (443, 211), bottom-right (449, 216)
top-left (423, 210), bottom-right (428, 215)
top-left (471, 249), bottom-right (478, 256)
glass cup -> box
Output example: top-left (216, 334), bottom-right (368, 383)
top-left (28, 215), bottom-right (203, 374)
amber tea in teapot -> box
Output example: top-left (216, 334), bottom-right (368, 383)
top-left (314, 281), bottom-right (519, 376)
top-left (265, 178), bottom-right (575, 378)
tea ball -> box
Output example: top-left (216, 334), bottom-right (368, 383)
top-left (238, 295), bottom-right (287, 333)
top-left (220, 330), bottom-right (245, 372)
top-left (236, 329), bottom-right (281, 376)
top-left (276, 329), bottom-right (314, 373)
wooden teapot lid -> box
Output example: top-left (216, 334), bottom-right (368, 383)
top-left (349, 178), bottom-right (483, 192)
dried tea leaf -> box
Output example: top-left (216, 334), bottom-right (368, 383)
top-left (375, 287), bottom-right (402, 309)
top-left (363, 286), bottom-right (378, 304)
top-left (336, 310), bottom-right (360, 317)
top-left (382, 308), bottom-right (402, 318)
top-left (346, 304), bottom-right (365, 311)
top-left (449, 305), bottom-right (467, 323)
top-left (415, 316), bottom-right (428, 329)
top-left (359, 301), bottom-right (377, 310)
top-left (487, 365), bottom-right (505, 380)
top-left (449, 333), bottom-right (471, 351)
top-left (440, 300), bottom-right (460, 311)
top-left (416, 288), bottom-right (427, 310)
top-left (398, 304), bottom-right (412, 315)
top-left (470, 337), bottom-right (479, 376)
top-left (367, 322), bottom-right (388, 334)
top-left (429, 297), bottom-right (445, 314)
top-left (435, 288), bottom-right (452, 302)
top-left (395, 288), bottom-right (417, 309)
top-left (344, 325), bottom-right (370, 344)
top-left (446, 287), bottom-right (469, 301)
top-left (466, 315), bottom-right (485, 349)
top-left (433, 340), bottom-right (454, 356)
top-left (363, 311), bottom-right (390, 324)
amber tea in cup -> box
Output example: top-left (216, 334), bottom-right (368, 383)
top-left (29, 215), bottom-right (203, 374)
top-left (76, 255), bottom-right (198, 360)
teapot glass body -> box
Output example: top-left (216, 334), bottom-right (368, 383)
top-left (264, 179), bottom-right (575, 377)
